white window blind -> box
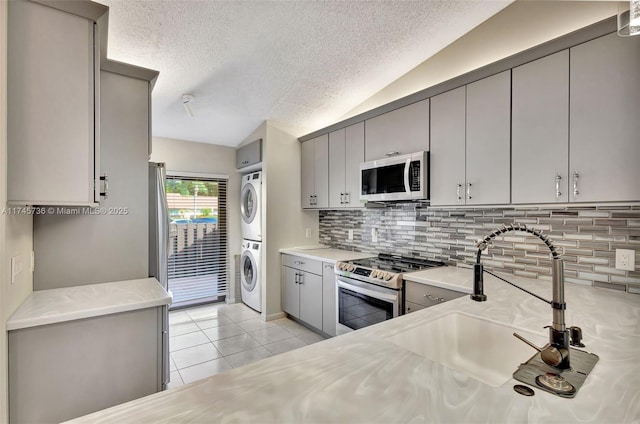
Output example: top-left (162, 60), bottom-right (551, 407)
top-left (165, 176), bottom-right (228, 305)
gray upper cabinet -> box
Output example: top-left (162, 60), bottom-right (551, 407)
top-left (7, 0), bottom-right (102, 206)
top-left (236, 138), bottom-right (262, 169)
top-left (465, 71), bottom-right (511, 205)
top-left (364, 99), bottom-right (430, 161)
top-left (301, 135), bottom-right (329, 209)
top-left (569, 33), bottom-right (640, 203)
top-left (430, 72), bottom-right (510, 206)
top-left (329, 122), bottom-right (365, 208)
top-left (430, 86), bottom-right (466, 206)
top-left (512, 51), bottom-right (569, 204)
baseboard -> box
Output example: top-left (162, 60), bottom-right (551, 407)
top-left (264, 311), bottom-right (286, 322)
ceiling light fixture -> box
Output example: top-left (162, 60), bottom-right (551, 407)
top-left (182, 94), bottom-right (195, 117)
top-left (618, 0), bottom-right (640, 36)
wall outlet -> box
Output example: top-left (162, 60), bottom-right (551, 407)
top-left (348, 229), bottom-right (354, 240)
top-left (615, 249), bottom-right (635, 271)
top-left (371, 228), bottom-right (378, 243)
top-left (305, 228), bottom-right (312, 238)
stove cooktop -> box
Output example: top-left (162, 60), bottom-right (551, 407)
top-left (347, 254), bottom-right (446, 273)
top-left (335, 254), bottom-right (446, 289)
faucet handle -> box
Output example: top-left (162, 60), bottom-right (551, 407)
top-left (570, 326), bottom-right (585, 347)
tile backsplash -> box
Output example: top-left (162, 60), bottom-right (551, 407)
top-left (319, 204), bottom-right (640, 294)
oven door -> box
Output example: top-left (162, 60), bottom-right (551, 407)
top-left (336, 277), bottom-right (400, 335)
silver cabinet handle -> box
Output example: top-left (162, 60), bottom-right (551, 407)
top-left (324, 264), bottom-right (333, 269)
top-left (294, 272), bottom-right (299, 284)
top-left (466, 183), bottom-right (472, 200)
top-left (99, 172), bottom-right (109, 199)
top-left (294, 261), bottom-right (305, 265)
top-left (385, 151), bottom-right (399, 157)
top-left (555, 174), bottom-right (562, 199)
top-left (573, 172), bottom-right (579, 198)
top-left (345, 192), bottom-right (350, 204)
top-left (424, 293), bottom-right (444, 302)
top-left (298, 273), bottom-right (304, 284)
top-left (456, 183), bottom-right (462, 202)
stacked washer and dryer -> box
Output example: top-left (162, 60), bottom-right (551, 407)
top-left (240, 171), bottom-right (262, 312)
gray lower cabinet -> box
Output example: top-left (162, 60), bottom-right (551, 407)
top-left (512, 50), bottom-right (569, 204)
top-left (569, 32), bottom-right (640, 203)
top-left (281, 255), bottom-right (323, 331)
top-left (301, 135), bottom-right (329, 209)
top-left (9, 307), bottom-right (163, 423)
top-left (7, 0), bottom-right (103, 206)
top-left (321, 262), bottom-right (337, 337)
top-left (364, 99), bottom-right (430, 161)
top-left (405, 281), bottom-right (465, 313)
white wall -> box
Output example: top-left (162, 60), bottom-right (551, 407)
top-left (263, 121), bottom-right (318, 319)
top-left (150, 136), bottom-right (241, 303)
top-left (1, 2), bottom-right (34, 422)
top-left (344, 1), bottom-right (619, 118)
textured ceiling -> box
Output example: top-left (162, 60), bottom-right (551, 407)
top-left (96, 0), bottom-right (512, 147)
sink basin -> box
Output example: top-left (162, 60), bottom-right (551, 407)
top-left (387, 312), bottom-right (546, 387)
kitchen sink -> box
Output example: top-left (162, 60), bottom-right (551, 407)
top-left (387, 312), bottom-right (546, 387)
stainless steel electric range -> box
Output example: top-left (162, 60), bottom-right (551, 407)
top-left (334, 254), bottom-right (445, 335)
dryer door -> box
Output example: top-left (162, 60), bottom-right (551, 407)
top-left (241, 250), bottom-right (257, 292)
top-left (241, 183), bottom-right (258, 224)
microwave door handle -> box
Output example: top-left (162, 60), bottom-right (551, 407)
top-left (404, 158), bottom-right (410, 193)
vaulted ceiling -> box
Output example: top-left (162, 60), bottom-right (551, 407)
top-left (97, 0), bottom-right (512, 146)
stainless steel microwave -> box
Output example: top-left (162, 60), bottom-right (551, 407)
top-left (360, 151), bottom-right (428, 202)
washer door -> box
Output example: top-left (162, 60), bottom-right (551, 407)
top-left (241, 183), bottom-right (257, 224)
top-left (241, 250), bottom-right (257, 292)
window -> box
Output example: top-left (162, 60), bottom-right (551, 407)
top-left (165, 176), bottom-right (228, 308)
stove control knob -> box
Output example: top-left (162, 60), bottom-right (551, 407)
top-left (336, 262), bottom-right (343, 270)
top-left (384, 272), bottom-right (393, 281)
top-left (348, 264), bottom-right (356, 272)
top-left (379, 272), bottom-right (386, 280)
top-left (371, 270), bottom-right (379, 278)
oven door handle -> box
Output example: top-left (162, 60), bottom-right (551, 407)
top-left (336, 278), bottom-right (399, 303)
top-left (403, 158), bottom-right (411, 194)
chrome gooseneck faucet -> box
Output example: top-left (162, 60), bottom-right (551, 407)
top-left (472, 223), bottom-right (577, 370)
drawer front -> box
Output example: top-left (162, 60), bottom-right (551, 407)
top-left (405, 301), bottom-right (427, 314)
top-left (405, 280), bottom-right (465, 307)
top-left (281, 254), bottom-right (323, 275)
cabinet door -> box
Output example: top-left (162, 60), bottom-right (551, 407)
top-left (466, 71), bottom-right (511, 205)
top-left (301, 140), bottom-right (315, 208)
top-left (512, 51), bottom-right (569, 204)
top-left (281, 266), bottom-right (300, 318)
top-left (313, 134), bottom-right (329, 208)
top-left (430, 87), bottom-right (466, 206)
top-left (570, 33), bottom-right (640, 202)
top-left (344, 122), bottom-right (365, 208)
top-left (328, 128), bottom-right (346, 208)
top-left (321, 263), bottom-right (336, 336)
top-left (364, 99), bottom-right (430, 161)
top-left (236, 138), bottom-right (262, 169)
top-left (7, 0), bottom-right (99, 206)
top-left (299, 271), bottom-right (323, 330)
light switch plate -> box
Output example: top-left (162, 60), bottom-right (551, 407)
top-left (615, 249), bottom-right (635, 271)
top-left (348, 229), bottom-right (354, 240)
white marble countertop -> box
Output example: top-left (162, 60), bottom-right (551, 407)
top-left (279, 246), bottom-right (375, 263)
top-left (7, 278), bottom-right (172, 331)
top-left (404, 266), bottom-right (475, 293)
top-left (67, 268), bottom-right (640, 423)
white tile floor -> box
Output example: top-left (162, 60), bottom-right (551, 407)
top-left (168, 302), bottom-right (326, 388)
